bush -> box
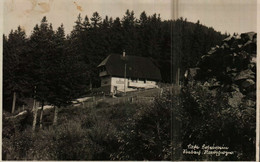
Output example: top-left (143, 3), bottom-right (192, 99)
top-left (112, 84), bottom-right (255, 161)
top-left (81, 103), bottom-right (137, 160)
top-left (180, 83), bottom-right (255, 161)
top-left (3, 129), bottom-right (34, 160)
top-left (111, 89), bottom-right (181, 160)
top-left (2, 103), bottom-right (138, 160)
top-left (3, 85), bottom-right (255, 160)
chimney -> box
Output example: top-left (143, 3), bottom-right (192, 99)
top-left (123, 50), bottom-right (126, 57)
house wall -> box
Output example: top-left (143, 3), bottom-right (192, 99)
top-left (110, 77), bottom-right (132, 93)
top-left (101, 76), bottom-right (111, 87)
top-left (99, 76), bottom-right (112, 94)
top-left (110, 77), bottom-right (158, 94)
top-left (100, 76), bottom-right (159, 94)
top-left (128, 79), bottom-right (157, 88)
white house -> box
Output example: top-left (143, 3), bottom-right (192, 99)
top-left (97, 53), bottom-right (161, 94)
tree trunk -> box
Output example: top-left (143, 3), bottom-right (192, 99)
top-left (11, 92), bottom-right (16, 113)
top-left (32, 86), bottom-right (37, 112)
top-left (32, 101), bottom-right (38, 132)
top-left (39, 101), bottom-right (44, 129)
top-left (53, 106), bottom-right (58, 126)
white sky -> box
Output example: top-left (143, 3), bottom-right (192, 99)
top-left (2, 0), bottom-right (258, 36)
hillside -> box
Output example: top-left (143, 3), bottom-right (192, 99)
top-left (182, 32), bottom-right (256, 161)
top-left (3, 32), bottom-right (256, 161)
top-left (3, 12), bottom-right (226, 112)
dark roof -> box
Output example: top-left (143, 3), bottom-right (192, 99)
top-left (98, 54), bottom-right (161, 80)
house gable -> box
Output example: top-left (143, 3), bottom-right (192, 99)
top-left (98, 54), bottom-right (161, 94)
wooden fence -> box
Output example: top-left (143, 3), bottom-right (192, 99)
top-left (78, 86), bottom-right (181, 108)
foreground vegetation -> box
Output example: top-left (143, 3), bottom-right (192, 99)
top-left (3, 85), bottom-right (255, 161)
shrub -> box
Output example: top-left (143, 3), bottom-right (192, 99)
top-left (180, 83), bottom-right (255, 161)
top-left (111, 89), bottom-right (181, 160)
top-left (2, 129), bottom-right (34, 160)
top-left (32, 120), bottom-right (92, 160)
top-left (112, 84), bottom-right (255, 161)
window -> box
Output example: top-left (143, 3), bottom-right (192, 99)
top-left (100, 66), bottom-right (106, 72)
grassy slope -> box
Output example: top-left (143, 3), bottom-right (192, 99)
top-left (2, 100), bottom-right (139, 160)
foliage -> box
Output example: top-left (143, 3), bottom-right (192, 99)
top-left (2, 103), bottom-right (137, 160)
top-left (34, 121), bottom-right (92, 160)
top-left (110, 83), bottom-right (255, 161)
top-left (180, 83), bottom-right (255, 161)
top-left (2, 85), bottom-right (256, 160)
top-left (111, 91), bottom-right (173, 160)
top-left (3, 129), bottom-right (34, 160)
top-left (3, 27), bottom-right (31, 111)
top-left (3, 11), bottom-right (226, 111)
top-left (110, 89), bottom-right (185, 160)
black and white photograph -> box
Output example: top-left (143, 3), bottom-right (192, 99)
top-left (1, 0), bottom-right (258, 161)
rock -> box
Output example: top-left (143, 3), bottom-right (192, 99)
top-left (223, 35), bottom-right (233, 42)
top-left (223, 84), bottom-right (231, 91)
top-left (243, 40), bottom-right (256, 53)
top-left (238, 51), bottom-right (250, 59)
top-left (203, 81), bottom-right (210, 87)
top-left (246, 91), bottom-right (256, 100)
top-left (231, 68), bottom-right (237, 72)
top-left (244, 40), bottom-right (253, 46)
top-left (230, 39), bottom-right (240, 48)
top-left (208, 78), bottom-right (220, 88)
top-left (244, 99), bottom-right (256, 108)
top-left (221, 42), bottom-right (230, 49)
top-left (207, 69), bottom-right (212, 73)
top-left (226, 67), bottom-right (232, 73)
top-left (230, 84), bottom-right (240, 92)
top-left (201, 54), bottom-right (209, 60)
top-left (250, 56), bottom-right (256, 64)
top-left (189, 68), bottom-right (199, 78)
top-left (223, 35), bottom-right (240, 46)
top-left (248, 63), bottom-right (256, 73)
top-left (210, 89), bottom-right (218, 97)
top-left (241, 32), bottom-right (256, 42)
top-left (234, 69), bottom-right (255, 81)
top-left (234, 35), bottom-right (241, 40)
top-left (208, 48), bottom-right (216, 55)
top-left (227, 72), bottom-right (237, 78)
top-left (241, 108), bottom-right (256, 126)
top-left (228, 91), bottom-right (244, 108)
top-left (241, 79), bottom-right (255, 88)
top-left (185, 68), bottom-right (200, 81)
top-left (192, 32), bottom-right (256, 109)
